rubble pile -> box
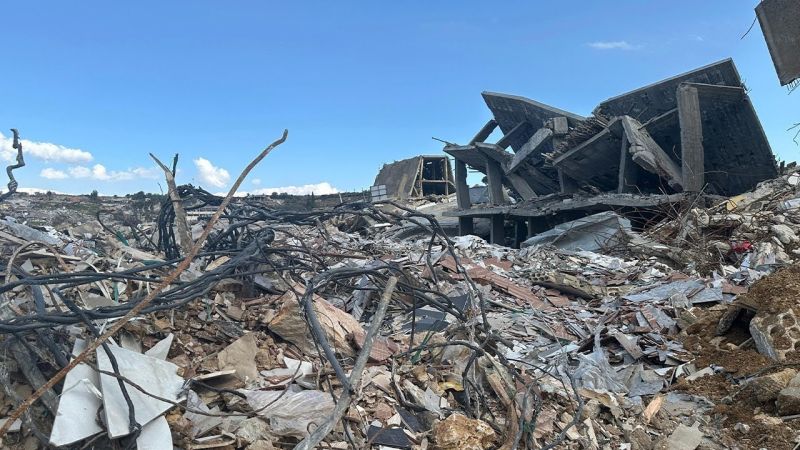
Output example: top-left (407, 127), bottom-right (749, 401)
top-left (0, 163), bottom-right (799, 450)
top-left (1, 125), bottom-right (800, 450)
top-left (654, 168), bottom-right (800, 270)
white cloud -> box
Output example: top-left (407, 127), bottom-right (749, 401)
top-left (69, 166), bottom-right (92, 178)
top-left (251, 182), bottom-right (340, 196)
top-left (193, 157), bottom-right (230, 188)
top-left (67, 164), bottom-right (159, 182)
top-left (132, 167), bottom-right (160, 179)
top-left (0, 131), bottom-right (93, 163)
top-left (251, 178), bottom-right (262, 186)
top-left (40, 168), bottom-right (68, 179)
top-left (92, 164), bottom-right (114, 180)
top-left (587, 40), bottom-right (642, 50)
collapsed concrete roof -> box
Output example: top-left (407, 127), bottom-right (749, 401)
top-left (443, 58), bottom-right (779, 246)
top-left (595, 58), bottom-right (743, 121)
top-left (481, 92), bottom-right (585, 152)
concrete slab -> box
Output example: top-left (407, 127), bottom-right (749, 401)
top-left (756, 0), bottom-right (800, 86)
top-left (597, 59), bottom-right (741, 123)
top-left (136, 415), bottom-right (172, 450)
top-left (49, 339), bottom-right (104, 447)
top-left (482, 92), bottom-right (584, 152)
top-left (97, 344), bottom-right (184, 438)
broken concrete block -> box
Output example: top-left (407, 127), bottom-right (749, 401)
top-left (268, 290), bottom-right (362, 357)
top-left (217, 333), bottom-right (259, 382)
top-left (665, 424), bottom-right (703, 450)
top-left (789, 373), bottom-right (800, 388)
top-left (747, 368), bottom-right (797, 402)
top-left (777, 387), bottom-right (800, 415)
top-left (750, 308), bottom-right (800, 361)
top-left (49, 339), bottom-right (104, 447)
top-left (432, 413), bottom-right (496, 450)
top-left (96, 345), bottom-right (185, 438)
top-left (770, 223), bottom-right (799, 244)
top-left (235, 417), bottom-right (271, 445)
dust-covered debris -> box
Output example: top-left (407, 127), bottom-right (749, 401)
top-left (0, 124), bottom-right (799, 450)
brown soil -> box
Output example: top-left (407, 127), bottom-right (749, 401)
top-left (737, 265), bottom-right (800, 314)
top-left (676, 265), bottom-right (800, 449)
top-left (682, 308), bottom-right (772, 377)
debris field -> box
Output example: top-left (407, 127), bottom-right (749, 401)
top-left (1, 59), bottom-right (800, 450)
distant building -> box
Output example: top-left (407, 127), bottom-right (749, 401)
top-left (371, 155), bottom-right (455, 201)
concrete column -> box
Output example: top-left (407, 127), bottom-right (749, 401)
top-left (469, 119), bottom-right (498, 144)
top-left (485, 157), bottom-right (505, 205)
top-left (617, 133), bottom-right (639, 193)
top-left (455, 160), bottom-right (471, 210)
top-left (677, 84), bottom-right (705, 192)
top-left (527, 217), bottom-right (549, 237)
top-left (490, 215), bottom-right (505, 245)
top-left (458, 217), bottom-right (474, 236)
top-left (558, 168), bottom-right (579, 193)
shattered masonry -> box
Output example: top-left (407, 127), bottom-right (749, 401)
top-left (0, 58), bottom-right (800, 450)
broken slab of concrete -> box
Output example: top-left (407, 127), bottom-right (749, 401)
top-left (521, 211), bottom-right (631, 252)
top-left (217, 333), bottom-right (259, 382)
top-left (269, 289), bottom-right (363, 358)
top-left (596, 58), bottom-right (742, 122)
top-left (136, 415), bottom-right (172, 450)
top-left (665, 423), bottom-right (704, 450)
top-left (482, 92), bottom-right (584, 152)
top-left (96, 344), bottom-right (185, 438)
top-left (49, 339), bottom-right (104, 447)
top-left (756, 0), bottom-right (800, 86)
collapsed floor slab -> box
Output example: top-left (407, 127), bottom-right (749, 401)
top-left (444, 58), bottom-right (778, 246)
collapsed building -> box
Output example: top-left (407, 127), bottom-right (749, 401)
top-left (443, 58), bottom-right (778, 246)
top-left (4, 57), bottom-right (800, 450)
top-left (372, 155), bottom-right (456, 201)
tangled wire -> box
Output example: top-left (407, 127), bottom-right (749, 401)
top-left (0, 188), bottom-right (582, 449)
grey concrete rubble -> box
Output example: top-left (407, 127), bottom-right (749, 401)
top-left (2, 61), bottom-right (800, 450)
top-left (1, 175), bottom-right (799, 448)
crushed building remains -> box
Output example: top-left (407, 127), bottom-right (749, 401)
top-left (1, 57), bottom-right (800, 450)
top-left (444, 59), bottom-right (778, 246)
top-left (372, 155), bottom-right (456, 201)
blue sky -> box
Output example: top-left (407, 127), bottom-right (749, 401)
top-left (0, 1), bottom-right (797, 195)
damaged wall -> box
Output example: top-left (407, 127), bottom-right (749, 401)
top-left (443, 58), bottom-right (779, 245)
